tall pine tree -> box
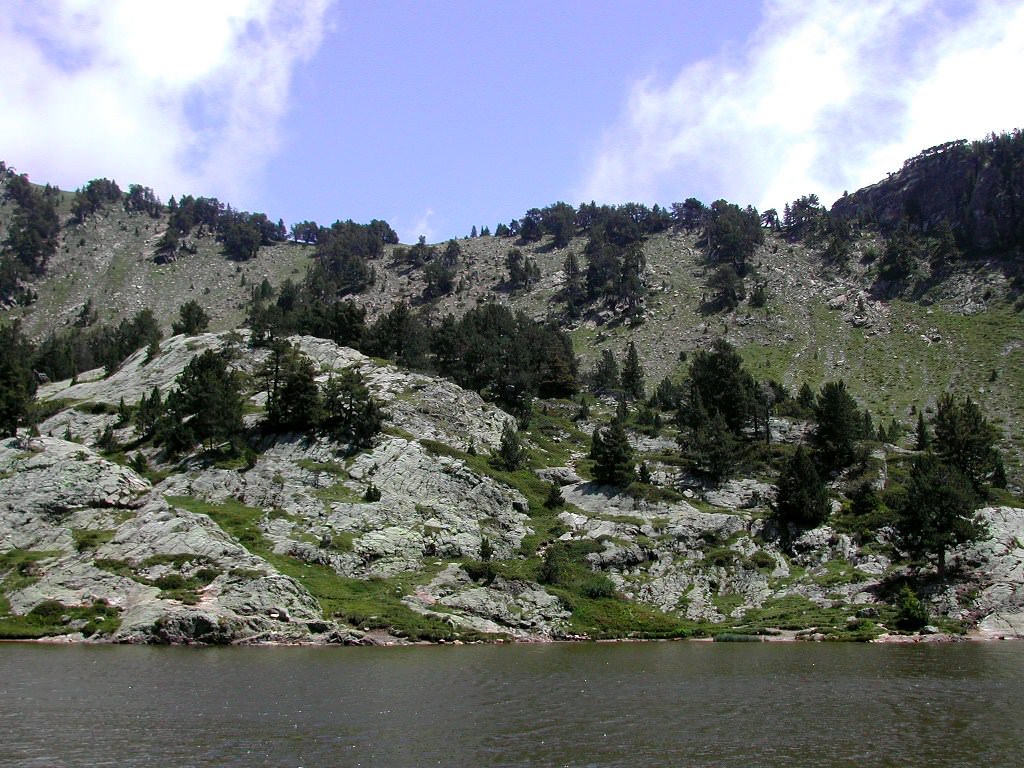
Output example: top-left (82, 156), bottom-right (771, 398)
top-left (621, 340), bottom-right (645, 401)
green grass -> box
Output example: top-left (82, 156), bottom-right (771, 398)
top-left (314, 482), bottom-right (366, 504)
top-left (0, 549), bottom-right (60, 595)
top-left (809, 560), bottom-right (872, 587)
top-left (712, 593), bottom-right (744, 616)
top-left (71, 528), bottom-right (115, 552)
top-left (93, 553), bottom-right (221, 604)
top-left (725, 594), bottom-right (890, 641)
top-left (563, 593), bottom-right (696, 639)
top-left (0, 598), bottom-right (121, 639)
top-left (296, 459), bottom-right (348, 476)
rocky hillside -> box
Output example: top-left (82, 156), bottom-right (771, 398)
top-left (2, 136), bottom-right (1024, 644)
top-left (3, 157), bottom-right (1023, 486)
top-left (2, 330), bottom-right (1022, 644)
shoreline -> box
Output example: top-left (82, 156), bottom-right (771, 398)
top-left (3, 626), bottom-right (1019, 647)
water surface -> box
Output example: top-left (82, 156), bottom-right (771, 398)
top-left (2, 641), bottom-right (1021, 767)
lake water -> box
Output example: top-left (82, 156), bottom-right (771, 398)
top-left (1, 641), bottom-right (1022, 767)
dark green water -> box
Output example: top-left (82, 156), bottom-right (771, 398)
top-left (1, 641), bottom-right (1022, 767)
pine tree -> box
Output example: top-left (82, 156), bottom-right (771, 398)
top-left (812, 380), bottom-right (861, 473)
top-left (562, 250), bottom-right (585, 316)
top-left (932, 393), bottom-right (1000, 492)
top-left (590, 416), bottom-right (634, 487)
top-left (621, 340), bottom-right (645, 401)
top-left (496, 420), bottom-right (526, 471)
top-left (590, 349), bottom-right (620, 394)
top-left (774, 445), bottom-right (830, 530)
top-left (683, 398), bottom-right (740, 482)
top-left (897, 451), bottom-right (986, 576)
top-left (171, 300), bottom-right (210, 336)
top-left (134, 386), bottom-right (163, 437)
top-left (796, 381), bottom-right (816, 413)
top-left (684, 339), bottom-right (755, 435)
top-left (0, 323), bottom-right (36, 437)
top-left (321, 368), bottom-right (384, 449)
top-left (160, 350), bottom-right (244, 452)
top-left (915, 410), bottom-right (931, 451)
top-left (544, 482), bottom-right (565, 509)
top-left (264, 343), bottom-right (321, 432)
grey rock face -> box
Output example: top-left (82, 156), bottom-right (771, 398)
top-left (403, 564), bottom-right (570, 640)
top-left (0, 436), bottom-right (327, 644)
top-left (963, 507), bottom-right (1024, 637)
top-left (1, 437), bottom-right (150, 522)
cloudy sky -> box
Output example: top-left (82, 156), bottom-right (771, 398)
top-left (1, 0), bottom-right (1021, 242)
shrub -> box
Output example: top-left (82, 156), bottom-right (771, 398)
top-left (895, 585), bottom-right (929, 631)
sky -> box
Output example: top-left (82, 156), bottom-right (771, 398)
top-left (1, 0), bottom-right (1022, 243)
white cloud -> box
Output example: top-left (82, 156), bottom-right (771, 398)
top-left (579, 0), bottom-right (1024, 211)
top-left (0, 0), bottom-right (333, 204)
top-left (396, 208), bottom-right (437, 245)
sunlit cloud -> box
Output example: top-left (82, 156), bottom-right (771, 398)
top-left (0, 0), bottom-right (333, 203)
top-left (579, 0), bottom-right (1024, 211)
top-left (398, 207), bottom-right (437, 245)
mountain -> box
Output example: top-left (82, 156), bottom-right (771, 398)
top-left (1, 135), bottom-right (1023, 644)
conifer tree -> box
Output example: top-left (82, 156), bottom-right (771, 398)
top-left (321, 368), bottom-right (384, 449)
top-left (562, 251), bottom-right (585, 316)
top-left (496, 420), bottom-right (527, 471)
top-left (812, 380), bottom-right (861, 473)
top-left (796, 381), bottom-right (816, 413)
top-left (591, 415), bottom-right (634, 487)
top-left (621, 340), bottom-right (645, 401)
top-left (897, 452), bottom-right (986, 576)
top-left (932, 393), bottom-right (1000, 492)
top-left (544, 482), bottom-right (565, 509)
top-left (774, 445), bottom-right (830, 530)
top-left (160, 350), bottom-right (244, 452)
top-left (171, 300), bottom-right (210, 336)
top-left (683, 338), bottom-right (755, 436)
top-left (915, 410), bottom-right (931, 451)
top-left (682, 395), bottom-right (740, 482)
top-left (590, 349), bottom-right (620, 394)
top-left (0, 323), bottom-right (36, 437)
top-left (264, 343), bottom-right (321, 432)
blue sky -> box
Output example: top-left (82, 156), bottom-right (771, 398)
top-left (2, 1), bottom-right (1022, 243)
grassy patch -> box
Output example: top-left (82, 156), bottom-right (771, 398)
top-left (71, 528), bottom-right (115, 552)
top-left (94, 553), bottom-right (220, 604)
top-left (314, 482), bottom-right (366, 504)
top-left (296, 459), bottom-right (348, 476)
top-left (76, 401), bottom-right (117, 415)
top-left (563, 594), bottom-right (695, 639)
top-left (627, 482), bottom-right (685, 505)
top-left (712, 592), bottom-right (744, 615)
top-left (728, 594), bottom-right (885, 640)
top-left (0, 549), bottom-right (60, 594)
top-left (810, 560), bottom-right (871, 587)
top-left (0, 598), bottom-right (121, 639)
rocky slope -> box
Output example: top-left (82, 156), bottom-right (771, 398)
top-left (2, 331), bottom-right (1022, 644)
top-left (5, 167), bottom-right (1023, 486)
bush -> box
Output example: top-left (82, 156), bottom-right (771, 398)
top-left (462, 560), bottom-right (496, 584)
top-left (580, 575), bottom-right (617, 599)
top-left (895, 585), bottom-right (929, 631)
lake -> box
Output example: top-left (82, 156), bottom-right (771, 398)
top-left (1, 641), bottom-right (1022, 767)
